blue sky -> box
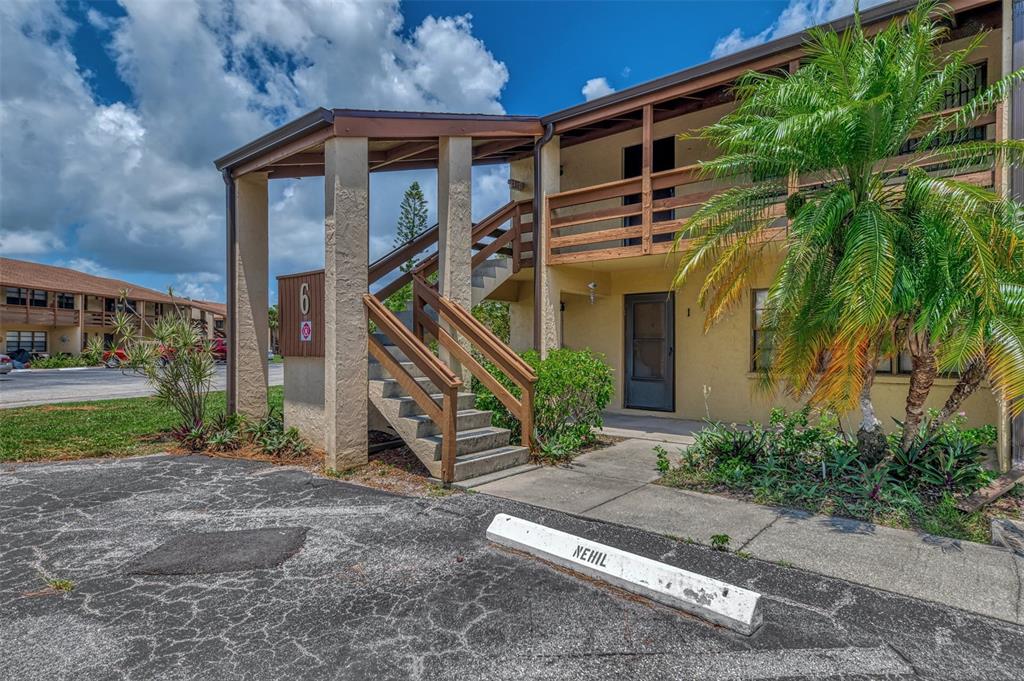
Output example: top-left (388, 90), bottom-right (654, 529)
top-left (1, 1), bottom-right (870, 303)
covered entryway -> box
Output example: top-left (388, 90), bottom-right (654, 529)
top-left (624, 292), bottom-right (674, 412)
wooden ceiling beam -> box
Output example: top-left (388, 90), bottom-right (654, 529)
top-left (271, 152), bottom-right (324, 166)
top-left (473, 138), bottom-right (530, 159)
top-left (369, 140), bottom-right (438, 171)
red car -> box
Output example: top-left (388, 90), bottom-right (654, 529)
top-left (156, 338), bottom-right (227, 366)
top-left (102, 348), bottom-right (129, 368)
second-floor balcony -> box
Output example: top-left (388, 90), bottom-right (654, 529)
top-left (544, 148), bottom-right (998, 266)
top-left (1, 304), bottom-right (79, 327)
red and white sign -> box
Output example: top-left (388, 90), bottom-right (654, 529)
top-left (299, 320), bottom-right (313, 342)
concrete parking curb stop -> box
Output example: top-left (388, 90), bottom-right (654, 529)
top-left (487, 513), bottom-right (763, 635)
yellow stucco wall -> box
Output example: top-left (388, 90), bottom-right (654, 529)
top-left (554, 248), bottom-right (999, 431)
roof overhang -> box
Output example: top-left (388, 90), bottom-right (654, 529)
top-left (214, 109), bottom-right (542, 178)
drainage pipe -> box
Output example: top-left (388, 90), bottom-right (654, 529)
top-left (222, 170), bottom-right (237, 415)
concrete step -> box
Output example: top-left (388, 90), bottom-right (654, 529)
top-left (451, 445), bottom-right (531, 482)
top-left (368, 359), bottom-right (425, 381)
top-left (392, 391), bottom-right (476, 417)
top-left (402, 408), bottom-right (493, 438)
top-left (419, 425), bottom-right (510, 461)
top-left (372, 376), bottom-right (439, 399)
top-left (451, 462), bottom-right (540, 489)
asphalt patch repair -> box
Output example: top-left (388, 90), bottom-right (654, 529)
top-left (1, 454), bottom-right (1022, 680)
top-left (127, 527), bottom-right (308, 575)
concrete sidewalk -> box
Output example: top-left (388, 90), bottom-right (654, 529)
top-left (470, 438), bottom-right (1024, 625)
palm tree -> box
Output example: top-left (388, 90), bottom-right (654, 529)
top-left (673, 0), bottom-right (1024, 459)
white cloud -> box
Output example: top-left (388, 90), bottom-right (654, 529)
top-left (54, 258), bottom-right (110, 276)
top-left (0, 230), bottom-right (56, 256)
top-left (0, 0), bottom-right (511, 298)
top-left (172, 271), bottom-right (222, 301)
top-left (710, 0), bottom-right (887, 58)
top-left (581, 77), bottom-right (615, 102)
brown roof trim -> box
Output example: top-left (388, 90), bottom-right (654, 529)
top-left (215, 109), bottom-right (543, 174)
top-left (541, 0), bottom-right (994, 130)
top-left (214, 108), bottom-right (334, 172)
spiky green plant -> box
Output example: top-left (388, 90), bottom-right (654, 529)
top-left (673, 0), bottom-right (1024, 459)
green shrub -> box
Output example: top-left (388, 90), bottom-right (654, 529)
top-left (27, 354), bottom-right (91, 369)
top-left (473, 347), bottom-right (613, 456)
top-left (81, 336), bottom-right (105, 366)
top-left (660, 406), bottom-right (999, 542)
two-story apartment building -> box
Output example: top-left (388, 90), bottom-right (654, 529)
top-left (0, 258), bottom-right (225, 358)
top-left (216, 0), bottom-right (1022, 481)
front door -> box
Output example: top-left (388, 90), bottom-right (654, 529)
top-left (624, 292), bottom-right (675, 411)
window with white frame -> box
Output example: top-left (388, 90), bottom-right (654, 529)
top-left (5, 331), bottom-right (47, 353)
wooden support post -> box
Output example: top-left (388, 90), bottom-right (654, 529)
top-left (512, 203), bottom-right (522, 274)
top-left (441, 388), bottom-right (458, 483)
top-left (641, 104), bottom-right (653, 255)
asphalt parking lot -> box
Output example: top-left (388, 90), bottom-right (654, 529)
top-left (0, 364), bottom-right (284, 409)
top-left (1, 454), bottom-right (1022, 680)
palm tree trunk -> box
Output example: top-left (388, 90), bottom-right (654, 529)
top-left (900, 331), bottom-right (937, 451)
top-left (856, 359), bottom-right (887, 463)
top-left (928, 358), bottom-right (986, 431)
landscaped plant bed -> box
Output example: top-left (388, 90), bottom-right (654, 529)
top-left (656, 408), bottom-right (1018, 544)
top-left (324, 444), bottom-right (455, 498)
top-left (537, 434), bottom-right (626, 465)
top-left (0, 387), bottom-right (284, 462)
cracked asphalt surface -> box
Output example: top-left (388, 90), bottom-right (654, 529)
top-left (1, 455), bottom-right (1021, 680)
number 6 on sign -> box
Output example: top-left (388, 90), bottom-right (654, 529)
top-left (299, 283), bottom-right (310, 314)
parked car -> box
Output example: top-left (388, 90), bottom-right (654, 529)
top-left (7, 348), bottom-right (31, 369)
top-left (102, 348), bottom-right (129, 368)
top-left (212, 337), bottom-right (227, 362)
top-left (155, 338), bottom-right (227, 366)
top-left (0, 354), bottom-right (12, 375)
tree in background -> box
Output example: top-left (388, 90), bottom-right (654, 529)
top-left (385, 181), bottom-right (430, 313)
top-left (268, 304), bottom-right (279, 354)
top-left (671, 0), bottom-right (1024, 460)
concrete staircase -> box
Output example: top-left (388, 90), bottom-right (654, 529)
top-left (369, 257), bottom-right (532, 482)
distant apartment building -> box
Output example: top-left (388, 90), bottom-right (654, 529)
top-left (0, 258), bottom-right (226, 357)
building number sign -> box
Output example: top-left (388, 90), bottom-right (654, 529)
top-left (299, 283), bottom-right (312, 342)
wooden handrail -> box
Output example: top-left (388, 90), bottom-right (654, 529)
top-left (364, 294), bottom-right (460, 391)
top-left (411, 274), bottom-right (537, 450)
top-left (364, 293), bottom-right (461, 482)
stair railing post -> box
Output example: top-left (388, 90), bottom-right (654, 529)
top-left (512, 203), bottom-right (522, 274)
top-left (441, 387), bottom-right (458, 483)
top-left (521, 382), bottom-right (535, 453)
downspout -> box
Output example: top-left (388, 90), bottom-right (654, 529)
top-left (222, 169), bottom-right (237, 415)
top-left (532, 122), bottom-right (555, 351)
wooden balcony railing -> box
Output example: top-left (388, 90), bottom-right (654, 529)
top-left (545, 125), bottom-right (997, 266)
top-left (0, 304), bottom-right (79, 327)
top-left (363, 293), bottom-right (463, 481)
top-left (83, 310), bottom-right (116, 327)
top-left (411, 273), bottom-right (537, 453)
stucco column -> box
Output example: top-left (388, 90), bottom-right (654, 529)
top-left (324, 136), bottom-right (369, 471)
top-left (437, 136), bottom-right (473, 380)
top-left (538, 135), bottom-right (561, 357)
top-left (233, 172), bottom-right (269, 418)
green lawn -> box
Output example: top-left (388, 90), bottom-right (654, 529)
top-left (1, 386), bottom-right (283, 462)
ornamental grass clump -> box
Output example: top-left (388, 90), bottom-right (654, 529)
top-left (109, 294), bottom-right (215, 447)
